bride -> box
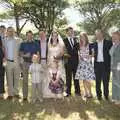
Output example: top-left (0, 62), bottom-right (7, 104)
top-left (43, 31), bottom-right (65, 98)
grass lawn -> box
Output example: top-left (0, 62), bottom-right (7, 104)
top-left (0, 79), bottom-right (120, 120)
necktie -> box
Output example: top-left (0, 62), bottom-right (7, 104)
top-left (70, 38), bottom-right (74, 48)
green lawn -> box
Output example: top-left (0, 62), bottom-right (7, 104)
top-left (0, 80), bottom-right (120, 120)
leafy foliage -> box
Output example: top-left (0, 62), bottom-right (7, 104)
top-left (76, 0), bottom-right (120, 34)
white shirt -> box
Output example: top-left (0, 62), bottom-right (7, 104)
top-left (5, 37), bottom-right (15, 60)
top-left (29, 63), bottom-right (43, 83)
top-left (41, 40), bottom-right (47, 58)
top-left (40, 40), bottom-right (47, 64)
top-left (97, 40), bottom-right (104, 62)
top-left (68, 37), bottom-right (74, 48)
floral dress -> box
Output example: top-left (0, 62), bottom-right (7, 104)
top-left (75, 45), bottom-right (95, 80)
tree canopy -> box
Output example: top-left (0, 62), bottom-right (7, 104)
top-left (75, 0), bottom-right (120, 34)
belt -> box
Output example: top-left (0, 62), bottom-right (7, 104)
top-left (96, 61), bottom-right (104, 63)
top-left (41, 58), bottom-right (47, 60)
top-left (7, 59), bottom-right (14, 62)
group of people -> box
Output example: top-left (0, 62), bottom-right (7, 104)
top-left (0, 25), bottom-right (120, 105)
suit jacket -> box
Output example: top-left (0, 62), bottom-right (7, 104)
top-left (111, 44), bottom-right (120, 69)
top-left (90, 40), bottom-right (113, 70)
top-left (36, 39), bottom-right (48, 61)
top-left (63, 37), bottom-right (79, 67)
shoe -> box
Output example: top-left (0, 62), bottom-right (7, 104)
top-left (14, 95), bottom-right (21, 99)
top-left (97, 97), bottom-right (102, 101)
top-left (23, 98), bottom-right (28, 102)
top-left (39, 99), bottom-right (43, 103)
top-left (75, 93), bottom-right (81, 96)
top-left (105, 96), bottom-right (109, 101)
top-left (87, 95), bottom-right (93, 99)
top-left (83, 95), bottom-right (88, 98)
top-left (6, 96), bottom-right (13, 100)
top-left (64, 94), bottom-right (71, 97)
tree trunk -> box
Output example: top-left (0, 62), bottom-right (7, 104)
top-left (14, 4), bottom-right (20, 36)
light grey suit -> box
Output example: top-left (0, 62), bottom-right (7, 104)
top-left (4, 37), bottom-right (21, 96)
top-left (110, 44), bottom-right (120, 100)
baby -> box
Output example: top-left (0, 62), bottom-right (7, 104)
top-left (29, 54), bottom-right (43, 103)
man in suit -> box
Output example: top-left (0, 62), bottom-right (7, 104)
top-left (92, 29), bottom-right (112, 100)
top-left (37, 31), bottom-right (48, 64)
top-left (4, 27), bottom-right (21, 100)
top-left (63, 27), bottom-right (80, 97)
top-left (0, 25), bottom-right (6, 99)
top-left (36, 31), bottom-right (49, 98)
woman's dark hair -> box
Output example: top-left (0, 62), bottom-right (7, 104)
top-left (50, 31), bottom-right (59, 45)
top-left (50, 38), bottom-right (59, 45)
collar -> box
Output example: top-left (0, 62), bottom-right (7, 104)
top-left (7, 36), bottom-right (15, 40)
top-left (97, 39), bottom-right (104, 44)
top-left (27, 39), bottom-right (34, 43)
top-left (68, 37), bottom-right (73, 40)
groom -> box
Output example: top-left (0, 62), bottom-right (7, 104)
top-left (63, 27), bottom-right (80, 97)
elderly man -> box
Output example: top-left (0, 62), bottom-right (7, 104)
top-left (4, 27), bottom-right (21, 100)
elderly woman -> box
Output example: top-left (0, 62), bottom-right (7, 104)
top-left (110, 31), bottom-right (120, 105)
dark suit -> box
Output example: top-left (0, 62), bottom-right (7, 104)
top-left (63, 37), bottom-right (80, 95)
top-left (35, 39), bottom-right (48, 62)
top-left (90, 40), bottom-right (112, 99)
top-left (0, 38), bottom-right (5, 94)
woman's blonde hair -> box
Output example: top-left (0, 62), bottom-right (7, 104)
top-left (80, 32), bottom-right (89, 47)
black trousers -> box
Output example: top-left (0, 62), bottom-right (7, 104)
top-left (0, 66), bottom-right (5, 94)
top-left (94, 62), bottom-right (110, 98)
top-left (65, 63), bottom-right (80, 95)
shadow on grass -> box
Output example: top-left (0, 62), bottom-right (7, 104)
top-left (0, 96), bottom-right (120, 120)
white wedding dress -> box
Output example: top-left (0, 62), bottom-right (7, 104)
top-left (42, 44), bottom-right (65, 98)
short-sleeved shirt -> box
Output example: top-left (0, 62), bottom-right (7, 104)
top-left (19, 41), bottom-right (40, 62)
top-left (29, 63), bottom-right (43, 83)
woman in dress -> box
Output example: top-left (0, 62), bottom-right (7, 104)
top-left (75, 32), bottom-right (95, 98)
top-left (43, 31), bottom-right (65, 98)
top-left (110, 31), bottom-right (120, 105)
top-left (0, 38), bottom-right (5, 99)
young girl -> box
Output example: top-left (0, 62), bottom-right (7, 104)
top-left (29, 54), bottom-right (43, 103)
top-left (48, 61), bottom-right (64, 99)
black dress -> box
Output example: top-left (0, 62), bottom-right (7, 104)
top-left (0, 47), bottom-right (5, 94)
